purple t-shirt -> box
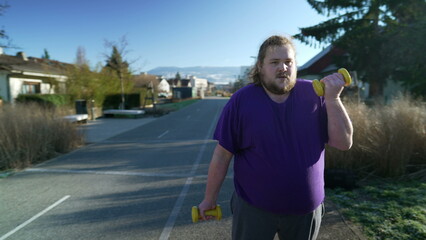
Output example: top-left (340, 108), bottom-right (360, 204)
top-left (214, 79), bottom-right (328, 215)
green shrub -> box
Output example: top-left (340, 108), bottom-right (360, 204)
top-left (140, 88), bottom-right (156, 107)
top-left (16, 94), bottom-right (73, 107)
top-left (103, 93), bottom-right (141, 109)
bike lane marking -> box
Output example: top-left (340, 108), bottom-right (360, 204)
top-left (0, 195), bottom-right (70, 240)
top-left (157, 130), bottom-right (170, 139)
top-left (159, 103), bottom-right (221, 240)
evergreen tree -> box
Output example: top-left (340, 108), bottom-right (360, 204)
top-left (381, 0), bottom-right (426, 97)
top-left (294, 0), bottom-right (426, 97)
top-left (105, 45), bottom-right (131, 109)
top-left (41, 48), bottom-right (50, 59)
top-left (105, 46), bottom-right (129, 73)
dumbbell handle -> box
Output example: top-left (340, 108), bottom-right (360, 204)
top-left (192, 205), bottom-right (222, 223)
top-left (312, 68), bottom-right (352, 96)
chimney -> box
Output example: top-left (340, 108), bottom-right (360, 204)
top-left (16, 52), bottom-right (28, 61)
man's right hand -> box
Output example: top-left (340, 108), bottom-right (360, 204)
top-left (198, 199), bottom-right (217, 221)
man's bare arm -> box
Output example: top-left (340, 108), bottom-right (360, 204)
top-left (322, 73), bottom-right (353, 150)
top-left (198, 144), bottom-right (233, 220)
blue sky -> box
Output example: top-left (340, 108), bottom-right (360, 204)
top-left (2, 0), bottom-right (329, 72)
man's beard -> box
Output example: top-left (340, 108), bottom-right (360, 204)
top-left (261, 75), bottom-right (296, 95)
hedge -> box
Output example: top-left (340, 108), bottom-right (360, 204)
top-left (16, 94), bottom-right (73, 107)
top-left (102, 93), bottom-right (141, 109)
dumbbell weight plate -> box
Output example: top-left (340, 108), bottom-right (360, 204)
top-left (338, 68), bottom-right (352, 86)
top-left (192, 206), bottom-right (199, 223)
top-left (312, 79), bottom-right (325, 96)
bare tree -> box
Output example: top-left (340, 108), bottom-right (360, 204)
top-left (0, 1), bottom-right (10, 48)
top-left (75, 46), bottom-right (89, 66)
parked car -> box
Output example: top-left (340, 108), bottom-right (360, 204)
top-left (158, 92), bottom-right (170, 98)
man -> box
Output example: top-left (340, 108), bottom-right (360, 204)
top-left (198, 35), bottom-right (353, 240)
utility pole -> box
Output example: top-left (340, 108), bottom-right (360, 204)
top-left (119, 70), bottom-right (125, 110)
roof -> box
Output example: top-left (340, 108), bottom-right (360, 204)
top-left (298, 45), bottom-right (333, 71)
top-left (167, 78), bottom-right (191, 87)
top-left (132, 73), bottom-right (159, 88)
top-left (298, 45), bottom-right (346, 75)
top-left (0, 53), bottom-right (72, 76)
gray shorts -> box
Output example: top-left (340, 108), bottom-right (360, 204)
top-left (231, 192), bottom-right (324, 240)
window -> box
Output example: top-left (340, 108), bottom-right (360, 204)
top-left (21, 81), bottom-right (41, 94)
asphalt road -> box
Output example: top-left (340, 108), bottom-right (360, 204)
top-left (0, 98), bottom-right (235, 240)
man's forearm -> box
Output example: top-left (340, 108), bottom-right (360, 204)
top-left (204, 144), bottom-right (233, 202)
top-left (326, 98), bottom-right (353, 150)
top-left (198, 144), bottom-right (233, 220)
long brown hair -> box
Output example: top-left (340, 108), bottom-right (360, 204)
top-left (250, 35), bottom-right (296, 85)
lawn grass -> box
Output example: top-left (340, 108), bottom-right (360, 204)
top-left (156, 99), bottom-right (199, 112)
top-left (327, 180), bottom-right (426, 240)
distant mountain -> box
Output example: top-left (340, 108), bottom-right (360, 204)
top-left (147, 66), bottom-right (244, 83)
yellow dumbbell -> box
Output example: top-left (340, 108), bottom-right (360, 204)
top-left (192, 205), bottom-right (222, 223)
top-left (312, 68), bottom-right (352, 96)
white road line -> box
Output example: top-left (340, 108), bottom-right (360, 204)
top-left (26, 168), bottom-right (189, 178)
top-left (159, 177), bottom-right (193, 240)
top-left (0, 195), bottom-right (70, 240)
top-left (159, 104), bottom-right (220, 240)
top-left (24, 168), bottom-right (233, 179)
top-left (157, 130), bottom-right (169, 139)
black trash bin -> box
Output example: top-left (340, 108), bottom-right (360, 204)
top-left (75, 100), bottom-right (88, 114)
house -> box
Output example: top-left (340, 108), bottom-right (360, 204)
top-left (0, 49), bottom-right (71, 103)
top-left (167, 78), bottom-right (191, 88)
top-left (167, 77), bottom-right (192, 99)
top-left (297, 45), bottom-right (406, 101)
top-left (132, 72), bottom-right (159, 89)
top-left (157, 77), bottom-right (170, 93)
top-left (168, 75), bottom-right (208, 98)
top-left (297, 45), bottom-right (348, 80)
top-left (189, 76), bottom-right (208, 98)
top-left (297, 45), bottom-right (367, 99)
top-left (207, 81), bottom-right (215, 96)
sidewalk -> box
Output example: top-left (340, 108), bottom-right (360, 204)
top-left (318, 199), bottom-right (367, 240)
top-left (77, 116), bottom-right (156, 143)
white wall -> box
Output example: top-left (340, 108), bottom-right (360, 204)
top-left (190, 77), bottom-right (208, 98)
top-left (41, 83), bottom-right (53, 94)
top-left (9, 77), bottom-right (53, 103)
top-left (157, 79), bottom-right (170, 92)
top-left (191, 77), bottom-right (208, 89)
top-left (9, 77), bottom-right (24, 103)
